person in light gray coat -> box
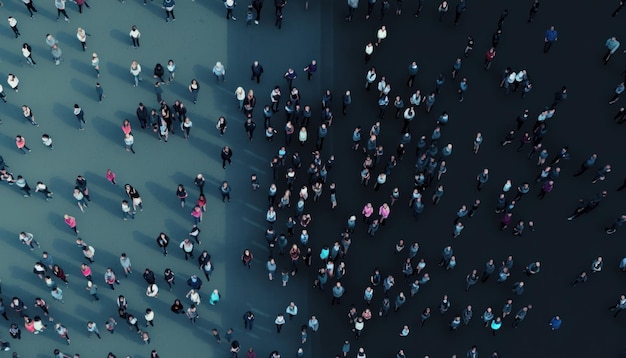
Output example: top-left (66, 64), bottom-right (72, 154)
top-left (51, 44), bottom-right (62, 65)
top-left (346, 0), bottom-right (359, 21)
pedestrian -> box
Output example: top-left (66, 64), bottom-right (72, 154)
top-left (438, 0), bottom-right (449, 22)
top-left (544, 25), bottom-right (558, 53)
top-left (513, 305), bottom-right (532, 327)
top-left (8, 16), bottom-right (20, 38)
top-left (405, 62), bottom-right (419, 88)
top-left (22, 0), bottom-right (38, 18)
top-left (538, 180), bottom-right (554, 199)
top-left (354, 317), bottom-right (364, 339)
top-left (528, 0), bottom-right (540, 22)
top-left (54, 323), bottom-right (70, 344)
top-left (130, 60), bottom-right (142, 87)
top-left (163, 0), bottom-right (176, 21)
top-left (454, 0), bottom-right (465, 24)
top-left (19, 232), bottom-right (39, 250)
top-left (571, 271), bottom-right (588, 287)
top-left (609, 82), bottom-right (625, 104)
top-left (481, 307), bottom-right (494, 327)
top-left (604, 36), bottom-right (620, 64)
top-left (438, 295), bottom-right (451, 315)
top-left (209, 289), bottom-right (221, 305)
top-left (466, 269), bottom-right (479, 291)
top-left (225, 0), bottom-right (237, 20)
top-left (76, 27), bottom-right (87, 51)
top-left (220, 181), bottom-right (232, 202)
top-left (221, 146), bottom-right (233, 169)
top-left (274, 6), bottom-right (284, 28)
top-left (491, 317), bottom-right (502, 335)
top-left (606, 215), bottom-right (626, 234)
top-left (304, 60), bottom-right (317, 80)
top-left (394, 292), bottom-right (406, 311)
top-left (274, 314), bottom-right (285, 333)
top-left (186, 304), bottom-right (199, 324)
top-left (129, 25), bottom-right (140, 48)
top-left (180, 238), bottom-right (194, 260)
top-left (484, 47), bottom-right (496, 70)
top-left (21, 42), bottom-right (36, 66)
top-left (241, 249), bottom-right (253, 268)
top-left (331, 282), bottom-right (345, 305)
top-left (591, 257), bottom-right (604, 273)
top-left (462, 305), bottom-right (473, 325)
top-left (87, 321), bottom-right (101, 339)
top-left (458, 77), bottom-right (468, 102)
top-left (375, 26), bottom-right (387, 46)
top-left (549, 316), bottom-right (562, 330)
top-left (63, 214), bottom-right (78, 234)
top-left (54, 0), bottom-right (70, 22)
top-left (22, 105), bottom-right (39, 127)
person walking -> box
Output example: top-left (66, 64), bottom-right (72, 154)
top-left (543, 25), bottom-right (558, 53)
top-left (22, 43), bottom-right (36, 67)
top-left (549, 315), bottom-right (562, 330)
top-left (54, 0), bottom-right (70, 22)
top-left (274, 313), bottom-right (285, 333)
top-left (458, 77), bottom-right (468, 102)
top-left (513, 305), bottom-right (532, 327)
top-left (604, 36), bottom-right (621, 64)
top-left (8, 16), bottom-right (20, 38)
top-left (221, 146), bottom-right (233, 169)
top-left (129, 25), bottom-right (141, 48)
top-left (163, 0), bottom-right (176, 21)
top-left (484, 47), bottom-right (496, 70)
top-left (63, 215), bottom-right (78, 234)
top-left (54, 323), bottom-right (71, 344)
top-left (609, 82), bottom-right (625, 104)
top-left (213, 62), bottom-right (226, 82)
top-left (303, 60), bottom-right (317, 81)
top-left (130, 60), bottom-right (142, 87)
top-left (15, 135), bottom-right (31, 154)
top-left (606, 214), bottom-right (626, 234)
top-left (609, 295), bottom-right (626, 317)
top-left (74, 104), bottom-right (86, 130)
top-left (225, 0), bottom-right (237, 20)
top-left (76, 27), bottom-right (87, 51)
top-left (87, 321), bottom-right (101, 339)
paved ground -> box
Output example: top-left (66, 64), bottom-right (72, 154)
top-left (1, 0), bottom-right (626, 357)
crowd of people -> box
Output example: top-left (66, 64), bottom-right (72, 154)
top-left (1, 0), bottom-right (626, 357)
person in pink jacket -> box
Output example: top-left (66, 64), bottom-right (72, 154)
top-left (362, 203), bottom-right (374, 224)
top-left (64, 214), bottom-right (78, 235)
top-left (106, 169), bottom-right (117, 185)
top-left (15, 135), bottom-right (31, 154)
top-left (378, 203), bottom-right (391, 225)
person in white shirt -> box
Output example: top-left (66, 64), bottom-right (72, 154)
top-left (129, 25), bottom-right (140, 48)
top-left (376, 25), bottom-right (387, 46)
top-left (76, 27), bottom-right (87, 51)
top-left (55, 0), bottom-right (70, 22)
top-left (124, 133), bottom-right (135, 154)
top-left (8, 16), bottom-right (20, 38)
top-left (41, 134), bottom-right (53, 149)
top-left (285, 302), bottom-right (298, 320)
top-left (22, 43), bottom-right (35, 66)
top-left (365, 67), bottom-right (376, 91)
top-left (364, 42), bottom-right (374, 63)
top-left (7, 74), bottom-right (19, 92)
top-left (130, 60), bottom-right (142, 87)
